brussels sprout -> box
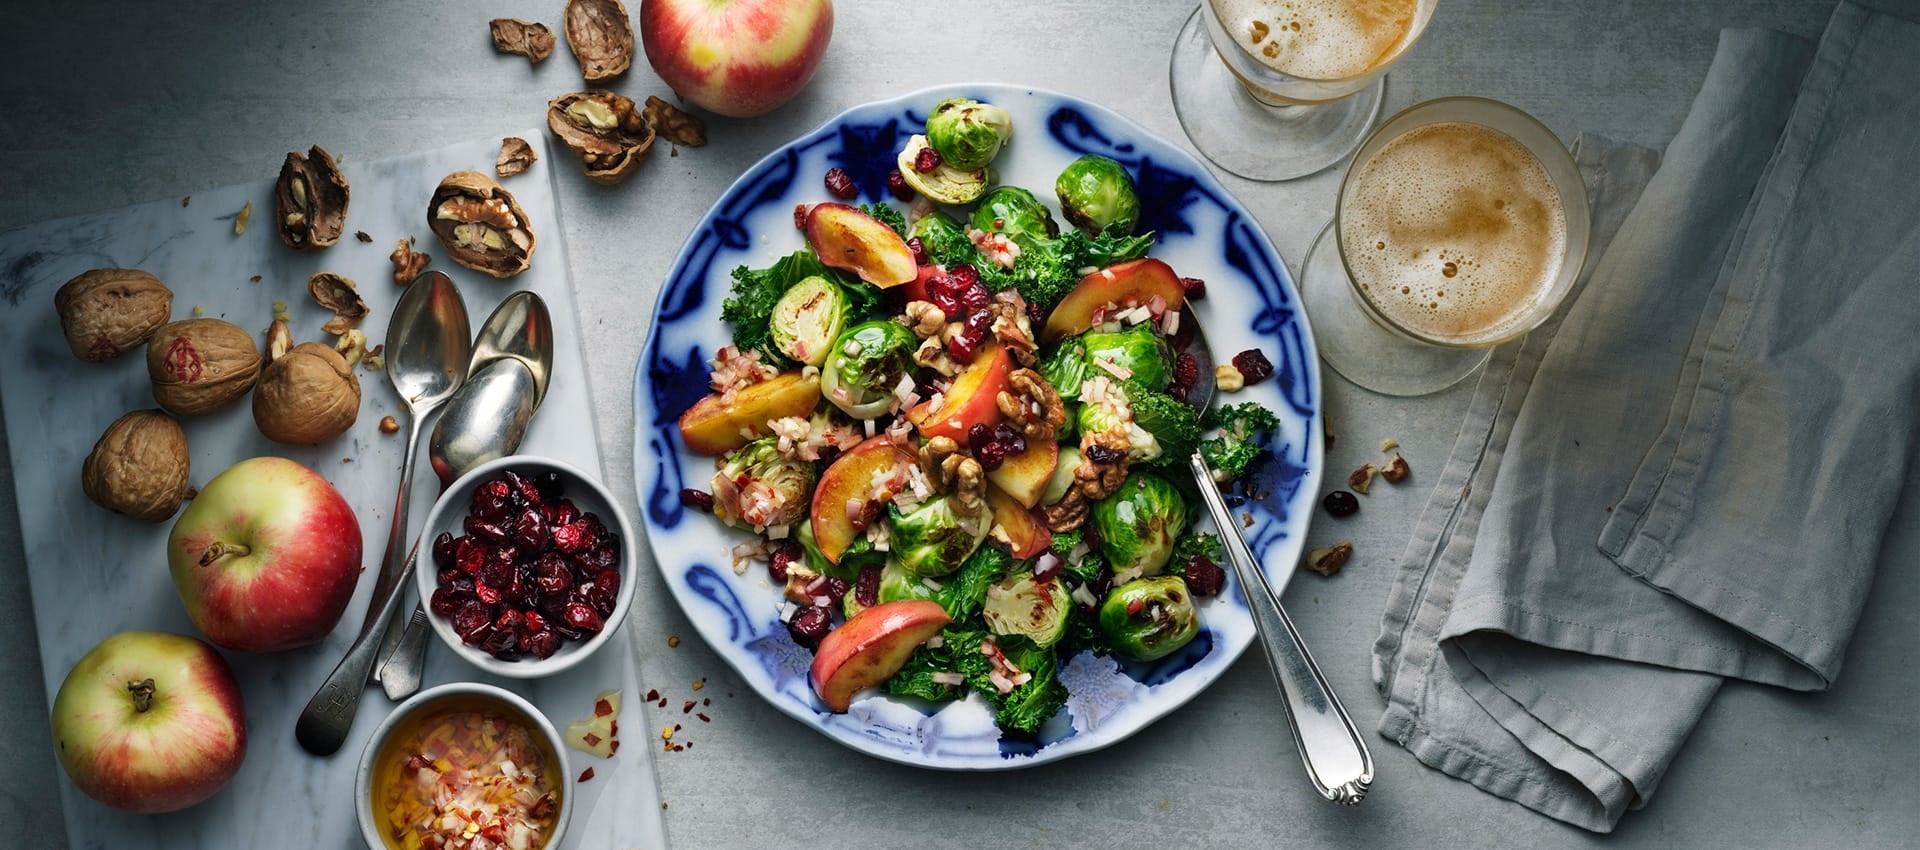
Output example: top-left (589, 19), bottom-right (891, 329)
top-left (711, 437), bottom-right (816, 532)
top-left (889, 495), bottom-right (989, 577)
top-left (1042, 446), bottom-right (1083, 506)
top-left (925, 98), bottom-right (1014, 171)
top-left (878, 559), bottom-right (942, 606)
top-left (1078, 402), bottom-right (1160, 463)
top-left (983, 571), bottom-right (1071, 648)
top-left (1055, 154), bottom-right (1141, 236)
top-left (1097, 576), bottom-right (1200, 661)
top-left (1090, 471), bottom-right (1187, 576)
top-left (768, 275), bottom-right (849, 367)
top-left (820, 320), bottom-right (918, 419)
top-left (970, 186), bottom-right (1060, 245)
top-left (1038, 336), bottom-right (1090, 401)
top-left (1083, 323), bottom-right (1173, 391)
top-left (898, 135), bottom-right (989, 206)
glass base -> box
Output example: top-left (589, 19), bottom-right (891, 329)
top-left (1301, 221), bottom-right (1488, 396)
top-left (1168, 7), bottom-right (1384, 182)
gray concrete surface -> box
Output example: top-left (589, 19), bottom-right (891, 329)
top-left (3, 1), bottom-right (1916, 848)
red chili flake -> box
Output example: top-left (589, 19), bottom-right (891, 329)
top-left (609, 720), bottom-right (618, 736)
top-left (583, 732), bottom-right (602, 746)
top-left (682, 700), bottom-right (696, 713)
top-left (610, 740), bottom-right (621, 754)
top-left (696, 713), bottom-right (711, 723)
top-left (644, 689), bottom-right (660, 702)
top-left (1126, 597), bottom-right (1146, 616)
top-left (578, 767), bottom-right (596, 782)
top-left (657, 699), bottom-right (668, 708)
top-left (595, 698), bottom-right (614, 717)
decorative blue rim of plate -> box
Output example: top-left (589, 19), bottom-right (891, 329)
top-left (632, 83), bottom-right (1323, 770)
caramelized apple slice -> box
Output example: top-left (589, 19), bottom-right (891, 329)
top-left (1041, 258), bottom-right (1186, 342)
top-left (678, 371), bottom-right (821, 455)
top-left (907, 342), bottom-right (1012, 441)
top-left (984, 432), bottom-right (1058, 508)
top-left (986, 484), bottom-right (1052, 559)
top-left (810, 436), bottom-right (919, 564)
top-left (809, 600), bottom-right (952, 712)
top-left (804, 203), bottom-right (916, 288)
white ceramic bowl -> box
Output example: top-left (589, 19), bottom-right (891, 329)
top-left (355, 682), bottom-right (573, 850)
top-left (415, 455), bottom-right (637, 678)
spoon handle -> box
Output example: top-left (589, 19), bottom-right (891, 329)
top-left (1187, 452), bottom-right (1374, 805)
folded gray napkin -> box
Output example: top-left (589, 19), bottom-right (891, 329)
top-left (1371, 3), bottom-right (1920, 832)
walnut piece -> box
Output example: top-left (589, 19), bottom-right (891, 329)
top-left (918, 436), bottom-right (960, 491)
top-left (1348, 463), bottom-right (1376, 496)
top-left (899, 301), bottom-right (946, 339)
top-left (146, 319), bottom-right (261, 416)
top-left (643, 96), bottom-right (707, 147)
top-left (1306, 541), bottom-right (1354, 577)
top-left (333, 328), bottom-right (368, 368)
top-left (308, 273), bottom-right (367, 335)
top-left (82, 410), bottom-right (190, 523)
top-left (428, 171), bottom-right (536, 278)
top-left (55, 268), bottom-right (173, 362)
top-left (253, 341), bottom-right (361, 444)
top-left (1045, 428), bottom-right (1131, 532)
top-left (995, 368), bottom-right (1066, 442)
top-left (490, 18), bottom-right (555, 63)
top-left (913, 335), bottom-right (960, 377)
top-left (563, 0), bottom-right (634, 83)
top-left (989, 290), bottom-right (1038, 366)
top-left (1381, 452), bottom-right (1410, 484)
top-left (1215, 363), bottom-right (1245, 392)
top-left (379, 415), bottom-right (399, 434)
top-left (390, 237), bottom-right (431, 286)
top-left (782, 565), bottom-right (823, 605)
top-left (274, 145), bottom-right (350, 250)
top-left (1380, 438), bottom-right (1399, 452)
top-left (264, 319), bottom-right (293, 362)
top-left (496, 136), bottom-right (538, 177)
top-left (547, 91), bottom-right (655, 184)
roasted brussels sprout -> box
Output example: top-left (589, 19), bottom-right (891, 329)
top-left (878, 560), bottom-right (940, 605)
top-left (1097, 576), bottom-right (1200, 661)
top-left (1090, 471), bottom-right (1187, 576)
top-left (1042, 446), bottom-right (1083, 505)
top-left (889, 495), bottom-right (989, 577)
top-left (769, 274), bottom-right (849, 367)
top-left (1055, 154), bottom-right (1141, 235)
top-left (1078, 399), bottom-right (1160, 463)
top-left (970, 186), bottom-right (1059, 245)
top-left (1083, 323), bottom-right (1172, 391)
top-left (926, 98), bottom-right (1014, 171)
top-left (983, 571), bottom-right (1071, 648)
top-left (710, 437), bottom-right (816, 533)
top-left (1038, 336), bottom-right (1090, 401)
top-left (898, 135), bottom-right (989, 205)
top-left (820, 320), bottom-right (917, 419)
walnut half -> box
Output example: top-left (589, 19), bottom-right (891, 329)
top-left (548, 91), bottom-right (655, 184)
top-left (427, 171), bottom-right (536, 278)
top-left (274, 145), bottom-right (349, 250)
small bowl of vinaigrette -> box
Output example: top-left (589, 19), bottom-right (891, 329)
top-left (356, 683), bottom-right (572, 850)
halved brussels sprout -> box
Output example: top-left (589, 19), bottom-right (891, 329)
top-left (1098, 576), bottom-right (1200, 661)
top-left (1090, 471), bottom-right (1187, 576)
top-left (911, 209), bottom-right (967, 245)
top-left (1038, 336), bottom-right (1090, 401)
top-left (898, 135), bottom-right (989, 205)
top-left (878, 559), bottom-right (940, 605)
top-left (820, 320), bottom-right (918, 419)
top-left (983, 571), bottom-right (1071, 648)
top-left (889, 495), bottom-right (989, 577)
top-left (1083, 323), bottom-right (1173, 391)
top-left (926, 98), bottom-right (1014, 171)
top-left (1042, 446), bottom-right (1083, 506)
top-left (1078, 402), bottom-right (1161, 464)
top-left (970, 186), bottom-right (1059, 245)
top-left (711, 437), bottom-right (816, 532)
top-left (1055, 154), bottom-right (1141, 235)
top-left (769, 274), bottom-right (849, 367)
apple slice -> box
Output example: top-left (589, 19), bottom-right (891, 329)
top-left (804, 203), bottom-right (917, 288)
top-left (986, 484), bottom-right (1052, 559)
top-left (908, 342), bottom-right (1012, 441)
top-left (984, 432), bottom-right (1059, 508)
top-left (899, 263), bottom-right (943, 304)
top-left (678, 371), bottom-right (821, 455)
top-left (1041, 258), bottom-right (1186, 342)
top-left (810, 436), bottom-right (918, 564)
top-left (809, 600), bottom-right (952, 712)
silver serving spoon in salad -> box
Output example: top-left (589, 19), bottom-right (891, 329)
top-left (1181, 314), bottom-right (1375, 805)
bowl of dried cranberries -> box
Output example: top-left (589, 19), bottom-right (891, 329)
top-left (416, 455), bottom-right (637, 677)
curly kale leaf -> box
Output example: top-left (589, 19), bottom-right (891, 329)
top-left (936, 545), bottom-right (1011, 622)
top-left (1200, 401), bottom-right (1282, 479)
top-left (1172, 531), bottom-right (1222, 565)
top-left (992, 642), bottom-right (1068, 736)
top-left (859, 202), bottom-right (908, 238)
top-left (1123, 385), bottom-right (1203, 467)
top-left (886, 624), bottom-right (988, 703)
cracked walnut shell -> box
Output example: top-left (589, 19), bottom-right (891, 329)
top-left (253, 341), bottom-right (361, 444)
top-left (274, 145), bottom-right (350, 250)
top-left (428, 171), bottom-right (536, 278)
top-left (490, 18), bottom-right (555, 63)
top-left (643, 96), bottom-right (707, 147)
top-left (308, 272), bottom-right (367, 334)
top-left (82, 410), bottom-right (190, 523)
top-left (496, 136), bottom-right (538, 177)
top-left (147, 318), bottom-right (261, 416)
top-left (55, 268), bottom-right (173, 361)
top-left (564, 0), bottom-right (633, 82)
top-left (548, 91), bottom-right (655, 184)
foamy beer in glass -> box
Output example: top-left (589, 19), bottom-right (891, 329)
top-left (1204, 0), bottom-right (1429, 103)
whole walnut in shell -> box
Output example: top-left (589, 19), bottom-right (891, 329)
top-left (147, 318), bottom-right (262, 415)
top-left (253, 342), bottom-right (361, 444)
top-left (55, 268), bottom-right (173, 361)
top-left (82, 410), bottom-right (190, 523)
top-left (428, 171), bottom-right (536, 278)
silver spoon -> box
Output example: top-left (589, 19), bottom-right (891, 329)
top-left (295, 271), bottom-right (471, 757)
top-left (376, 292), bottom-right (554, 699)
top-left (1181, 314), bottom-right (1374, 805)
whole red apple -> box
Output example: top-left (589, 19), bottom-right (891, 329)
top-left (51, 631), bottom-right (246, 813)
top-left (167, 456), bottom-right (362, 652)
top-left (640, 0), bottom-right (833, 118)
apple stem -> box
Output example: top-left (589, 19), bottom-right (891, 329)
top-left (198, 541), bottom-right (251, 567)
top-left (127, 678), bottom-right (156, 713)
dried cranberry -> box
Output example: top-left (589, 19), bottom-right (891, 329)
top-left (432, 531), bottom-right (457, 569)
top-left (1085, 443), bottom-right (1125, 464)
top-left (452, 600), bottom-right (491, 641)
top-left (1170, 385), bottom-right (1189, 403)
top-left (914, 146), bottom-right (941, 173)
top-left (521, 629), bottom-right (561, 659)
top-left (552, 519), bottom-right (592, 554)
top-left (472, 480), bottom-right (512, 521)
top-left (976, 442), bottom-right (1008, 471)
top-left (503, 568), bottom-right (530, 606)
top-left (534, 555), bottom-right (573, 594)
top-left (512, 509), bottom-right (550, 553)
top-left (1180, 276), bottom-right (1207, 300)
top-left (968, 423), bottom-right (994, 455)
top-left (544, 499), bottom-right (580, 527)
top-left (562, 601), bottom-right (605, 634)
top-left (465, 516), bottom-right (509, 545)
top-left (594, 568), bottom-right (621, 599)
top-left (769, 542), bottom-right (802, 583)
top-left (430, 586), bottom-right (466, 617)
top-left (475, 582), bottom-right (502, 606)
top-left (1323, 490), bottom-right (1360, 518)
top-left (578, 545), bottom-right (618, 571)
top-left (928, 289), bottom-right (962, 318)
top-left (905, 236), bottom-right (928, 265)
top-left (495, 609), bottom-right (524, 634)
top-left (479, 556), bottom-right (514, 589)
top-left (994, 423), bottom-right (1026, 454)
top-left (855, 565), bottom-right (880, 606)
top-left (533, 471), bottom-right (564, 500)
top-left (824, 167), bottom-right (858, 200)
top-left (1232, 349), bottom-right (1274, 385)
top-left (793, 203), bottom-right (810, 230)
top-left (1173, 352), bottom-right (1199, 388)
top-left (1184, 554), bottom-right (1226, 598)
top-left (1032, 552), bottom-right (1063, 584)
top-left (482, 627), bottom-right (519, 658)
top-left (947, 331), bottom-right (978, 362)
top-left (787, 605), bottom-right (832, 649)
top-left (887, 169), bottom-right (914, 200)
top-left (503, 470), bottom-right (542, 507)
top-left (959, 284), bottom-right (991, 314)
top-left (948, 263), bottom-right (979, 290)
top-left (436, 567), bottom-right (462, 586)
top-left (822, 576), bottom-right (850, 606)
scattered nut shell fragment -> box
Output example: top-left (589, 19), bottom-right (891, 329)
top-left (1381, 453), bottom-right (1410, 484)
top-left (548, 91), bottom-right (655, 184)
top-left (379, 415), bottom-right (399, 434)
top-left (274, 145), bottom-right (350, 250)
top-left (1380, 438), bottom-right (1399, 452)
top-left (55, 268), bottom-right (173, 362)
top-left (390, 237), bottom-right (431, 286)
top-left (490, 18), bottom-right (555, 62)
top-left (334, 329), bottom-right (368, 368)
top-left (147, 318), bottom-right (262, 416)
top-left (563, 0), bottom-right (634, 82)
top-left (1306, 542), bottom-right (1353, 577)
top-left (496, 136), bottom-right (538, 177)
top-left (264, 319), bottom-right (293, 362)
top-left (81, 410), bottom-right (190, 523)
top-left (428, 171), bottom-right (536, 278)
top-left (253, 342), bottom-right (361, 444)
top-left (233, 201), bottom-right (252, 235)
top-left (308, 273), bottom-right (368, 334)
top-left (644, 96), bottom-right (707, 147)
top-left (1348, 463), bottom-right (1376, 496)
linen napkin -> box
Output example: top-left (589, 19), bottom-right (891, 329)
top-left (1370, 2), bottom-right (1920, 832)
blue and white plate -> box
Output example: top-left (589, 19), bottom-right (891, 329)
top-left (633, 84), bottom-right (1322, 769)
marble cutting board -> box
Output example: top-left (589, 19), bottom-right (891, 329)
top-left (0, 131), bottom-right (668, 850)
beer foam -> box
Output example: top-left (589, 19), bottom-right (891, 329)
top-left (1339, 121), bottom-right (1568, 345)
top-left (1214, 0), bottom-right (1420, 80)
